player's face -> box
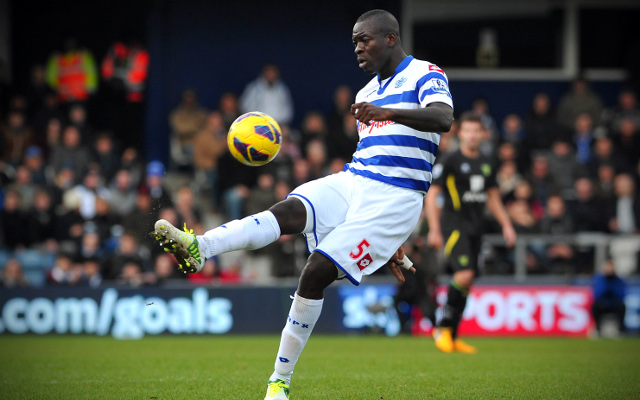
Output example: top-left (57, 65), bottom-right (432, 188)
top-left (353, 21), bottom-right (389, 75)
top-left (458, 121), bottom-right (483, 151)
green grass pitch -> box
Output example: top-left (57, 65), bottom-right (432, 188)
top-left (1, 335), bottom-right (639, 399)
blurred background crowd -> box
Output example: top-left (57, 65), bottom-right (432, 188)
top-left (1, 1), bottom-right (640, 290)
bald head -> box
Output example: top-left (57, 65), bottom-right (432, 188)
top-left (356, 9), bottom-right (400, 38)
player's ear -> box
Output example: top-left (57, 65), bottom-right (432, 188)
top-left (386, 32), bottom-right (397, 47)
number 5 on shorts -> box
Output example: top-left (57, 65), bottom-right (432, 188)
top-left (350, 239), bottom-right (370, 259)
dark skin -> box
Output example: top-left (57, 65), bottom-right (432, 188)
top-left (270, 15), bottom-right (452, 301)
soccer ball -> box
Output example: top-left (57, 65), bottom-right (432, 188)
top-left (227, 112), bottom-right (282, 166)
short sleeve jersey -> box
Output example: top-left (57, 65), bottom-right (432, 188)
top-left (431, 150), bottom-right (498, 233)
top-left (346, 56), bottom-right (453, 194)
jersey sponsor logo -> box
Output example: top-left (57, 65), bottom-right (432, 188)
top-left (462, 191), bottom-right (488, 203)
top-left (357, 120), bottom-right (396, 134)
top-left (426, 78), bottom-right (449, 93)
top-left (429, 64), bottom-right (445, 74)
top-left (394, 77), bottom-right (407, 88)
top-left (357, 254), bottom-right (373, 270)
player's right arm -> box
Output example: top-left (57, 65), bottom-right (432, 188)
top-left (425, 185), bottom-right (444, 250)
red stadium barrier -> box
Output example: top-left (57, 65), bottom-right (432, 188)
top-left (414, 286), bottom-right (594, 337)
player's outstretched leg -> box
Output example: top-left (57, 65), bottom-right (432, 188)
top-left (265, 253), bottom-right (338, 400)
top-left (152, 198), bottom-right (307, 274)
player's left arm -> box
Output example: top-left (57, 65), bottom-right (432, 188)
top-left (386, 246), bottom-right (416, 283)
top-left (350, 101), bottom-right (453, 133)
top-left (486, 188), bottom-right (517, 247)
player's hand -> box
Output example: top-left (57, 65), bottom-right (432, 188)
top-left (503, 224), bottom-right (517, 248)
top-left (351, 102), bottom-right (393, 125)
top-left (387, 247), bottom-right (416, 283)
top-left (427, 230), bottom-right (444, 250)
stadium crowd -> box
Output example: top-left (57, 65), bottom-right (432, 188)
top-left (1, 45), bottom-right (640, 288)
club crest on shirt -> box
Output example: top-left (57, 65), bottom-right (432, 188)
top-left (394, 77), bottom-right (407, 88)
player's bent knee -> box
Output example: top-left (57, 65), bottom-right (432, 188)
top-left (269, 197), bottom-right (307, 235)
top-left (297, 253), bottom-right (338, 299)
top-left (454, 269), bottom-right (475, 288)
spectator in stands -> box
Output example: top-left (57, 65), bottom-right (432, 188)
top-left (305, 139), bottom-right (329, 180)
top-left (606, 89), bottom-right (640, 135)
top-left (540, 195), bottom-right (575, 273)
top-left (613, 117), bottom-right (640, 170)
top-left (569, 177), bottom-right (608, 232)
top-left (117, 260), bottom-right (146, 287)
top-left (71, 169), bottom-right (111, 221)
top-left (239, 62), bottom-right (294, 126)
top-left (496, 160), bottom-right (522, 203)
top-left (526, 155), bottom-right (557, 209)
top-left (42, 117), bottom-right (62, 158)
top-left (587, 136), bottom-right (629, 179)
top-left (326, 85), bottom-right (358, 160)
top-left (34, 95), bottom-right (64, 143)
top-left (245, 172), bottom-right (277, 217)
top-left (22, 146), bottom-right (47, 185)
top-left (557, 77), bottom-right (604, 132)
top-left (437, 120), bottom-right (459, 156)
top-left (49, 125), bottom-right (90, 181)
top-left (609, 173), bottom-right (640, 234)
top-left (122, 189), bottom-right (156, 243)
top-left (513, 180), bottom-right (545, 221)
top-left (0, 258), bottom-right (29, 288)
top-left (546, 140), bottom-right (587, 199)
top-left (27, 189), bottom-right (56, 251)
top-left (500, 113), bottom-right (525, 145)
top-left (507, 200), bottom-right (537, 234)
top-left (91, 132), bottom-right (120, 182)
top-left (104, 232), bottom-right (145, 279)
top-left (68, 103), bottom-right (94, 144)
top-left (7, 166), bottom-right (37, 211)
top-left (174, 186), bottom-right (203, 233)
top-left (299, 111), bottom-right (328, 158)
top-left (594, 164), bottom-right (617, 208)
top-left (144, 161), bottom-right (173, 218)
top-left (78, 229), bottom-right (103, 261)
top-left (192, 111), bottom-right (227, 206)
top-left (2, 109), bottom-right (33, 165)
top-left (120, 146), bottom-right (143, 188)
top-left (269, 124), bottom-right (300, 186)
top-left (47, 253), bottom-right (81, 285)
top-left (523, 92), bottom-right (558, 153)
top-left (471, 97), bottom-right (498, 142)
top-left (217, 150), bottom-right (257, 220)
top-left (591, 258), bottom-right (626, 337)
top-left (109, 169), bottom-right (137, 218)
top-left (79, 258), bottom-right (102, 288)
top-left (218, 91), bottom-right (240, 130)
top-left (169, 88), bottom-right (208, 171)
top-left (572, 113), bottom-right (596, 165)
top-left (152, 254), bottom-right (186, 285)
top-left (0, 191), bottom-right (28, 250)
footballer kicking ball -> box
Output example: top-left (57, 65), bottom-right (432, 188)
top-left (227, 111), bottom-right (282, 166)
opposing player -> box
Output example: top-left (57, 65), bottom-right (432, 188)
top-left (153, 9), bottom-right (453, 399)
top-left (426, 112), bottom-right (516, 354)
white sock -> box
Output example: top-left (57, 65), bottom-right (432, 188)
top-left (269, 293), bottom-right (323, 385)
top-left (197, 211), bottom-right (281, 259)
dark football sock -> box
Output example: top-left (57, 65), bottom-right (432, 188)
top-left (438, 280), bottom-right (469, 338)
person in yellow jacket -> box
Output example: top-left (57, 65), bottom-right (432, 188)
top-left (46, 39), bottom-right (98, 103)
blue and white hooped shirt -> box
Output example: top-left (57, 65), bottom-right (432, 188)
top-left (346, 55), bottom-right (453, 194)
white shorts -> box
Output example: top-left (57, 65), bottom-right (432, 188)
top-left (288, 171), bottom-right (424, 285)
